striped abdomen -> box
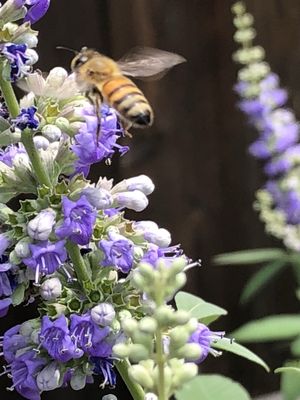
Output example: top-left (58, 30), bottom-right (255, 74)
top-left (102, 76), bottom-right (153, 128)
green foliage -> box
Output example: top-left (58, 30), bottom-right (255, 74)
top-left (240, 260), bottom-right (286, 304)
top-left (175, 291), bottom-right (227, 325)
top-left (212, 338), bottom-right (269, 371)
top-left (232, 315), bottom-right (300, 342)
top-left (276, 361), bottom-right (300, 400)
top-left (175, 375), bottom-right (251, 400)
top-left (213, 248), bottom-right (287, 266)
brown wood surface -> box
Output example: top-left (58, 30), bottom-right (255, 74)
top-left (2, 1), bottom-right (300, 398)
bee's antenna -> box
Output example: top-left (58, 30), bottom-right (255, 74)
top-left (56, 46), bottom-right (79, 54)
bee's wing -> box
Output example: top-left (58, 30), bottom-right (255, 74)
top-left (117, 46), bottom-right (186, 80)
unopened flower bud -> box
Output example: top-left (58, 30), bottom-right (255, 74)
top-left (42, 124), bottom-right (62, 142)
top-left (46, 67), bottom-right (68, 88)
top-left (55, 117), bottom-right (70, 132)
top-left (37, 362), bottom-right (62, 391)
top-left (18, 32), bottom-right (38, 48)
top-left (25, 48), bottom-right (38, 65)
top-left (114, 190), bottom-right (149, 212)
top-left (82, 187), bottom-right (113, 209)
top-left (70, 369), bottom-right (88, 391)
top-left (91, 303), bottom-right (116, 326)
top-left (102, 396), bottom-right (118, 400)
top-left (118, 310), bottom-right (132, 321)
top-left (40, 277), bottom-right (62, 301)
top-left (33, 135), bottom-right (50, 150)
top-left (27, 209), bottom-right (56, 241)
top-left (155, 306), bottom-right (175, 327)
top-left (128, 365), bottom-right (154, 389)
top-left (134, 221), bottom-right (171, 247)
top-left (19, 318), bottom-right (40, 337)
top-left (122, 318), bottom-right (138, 334)
top-left (144, 393), bottom-right (158, 400)
top-left (14, 239), bottom-right (30, 258)
top-left (176, 343), bottom-right (202, 361)
top-left (172, 363), bottom-right (198, 388)
top-left (169, 327), bottom-right (190, 348)
top-left (172, 310), bottom-right (191, 326)
top-left (139, 317), bottom-right (157, 334)
top-left (113, 343), bottom-right (130, 358)
top-left (112, 175), bottom-right (154, 195)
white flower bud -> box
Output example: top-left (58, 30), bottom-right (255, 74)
top-left (27, 209), bottom-right (56, 241)
top-left (102, 396), bottom-right (118, 400)
top-left (42, 124), bottom-right (62, 142)
top-left (55, 117), bottom-right (70, 132)
top-left (128, 365), bottom-right (154, 389)
top-left (19, 319), bottom-right (40, 337)
top-left (14, 240), bottom-right (30, 258)
top-left (37, 362), bottom-right (62, 391)
top-left (114, 190), bottom-right (148, 212)
top-left (25, 48), bottom-right (39, 65)
top-left (19, 33), bottom-right (38, 48)
top-left (91, 303), bottom-right (116, 326)
top-left (13, 153), bottom-right (30, 169)
top-left (112, 175), bottom-right (155, 195)
top-left (82, 187), bottom-right (113, 209)
top-left (40, 277), bottom-right (62, 301)
top-left (33, 135), bottom-right (50, 150)
top-left (134, 221), bottom-right (171, 247)
top-left (46, 67), bottom-right (68, 88)
top-left (145, 393), bottom-right (158, 400)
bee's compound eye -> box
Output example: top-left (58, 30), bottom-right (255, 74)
top-left (73, 55), bottom-right (88, 68)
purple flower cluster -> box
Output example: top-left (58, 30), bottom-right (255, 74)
top-left (11, 106), bottom-right (39, 131)
top-left (72, 104), bottom-right (129, 177)
top-left (0, 43), bottom-right (30, 82)
top-left (235, 72), bottom-right (300, 225)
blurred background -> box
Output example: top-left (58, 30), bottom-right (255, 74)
top-left (3, 0), bottom-right (300, 398)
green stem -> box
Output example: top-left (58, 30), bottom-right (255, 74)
top-left (65, 240), bottom-right (90, 285)
top-left (0, 65), bottom-right (19, 117)
top-left (22, 129), bottom-right (52, 187)
top-left (116, 360), bottom-right (145, 400)
top-left (156, 328), bottom-right (167, 400)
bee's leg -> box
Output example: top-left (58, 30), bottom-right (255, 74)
top-left (93, 88), bottom-right (103, 143)
top-left (120, 119), bottom-right (133, 138)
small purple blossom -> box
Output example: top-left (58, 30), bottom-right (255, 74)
top-left (22, 240), bottom-right (67, 284)
top-left (99, 231), bottom-right (134, 273)
top-left (8, 350), bottom-right (46, 400)
top-left (188, 323), bottom-right (224, 364)
top-left (0, 324), bottom-right (27, 363)
top-left (11, 106), bottom-right (39, 131)
top-left (0, 233), bottom-right (10, 257)
top-left (70, 313), bottom-right (111, 357)
top-left (0, 43), bottom-right (30, 82)
top-left (55, 195), bottom-right (96, 245)
top-left (72, 105), bottom-right (128, 176)
top-left (141, 243), bottom-right (183, 267)
top-left (23, 0), bottom-right (51, 24)
top-left (91, 357), bottom-right (116, 387)
top-left (0, 144), bottom-right (27, 167)
top-left (40, 315), bottom-right (82, 362)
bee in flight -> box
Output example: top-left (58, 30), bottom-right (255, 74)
top-left (70, 46), bottom-right (186, 135)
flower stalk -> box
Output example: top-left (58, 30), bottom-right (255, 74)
top-left (0, 63), bottom-right (19, 117)
top-left (65, 240), bottom-right (91, 286)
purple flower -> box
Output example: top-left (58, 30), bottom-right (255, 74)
top-left (0, 43), bottom-right (29, 82)
top-left (188, 323), bottom-right (224, 364)
top-left (0, 324), bottom-right (27, 363)
top-left (72, 105), bottom-right (128, 176)
top-left (0, 144), bottom-right (27, 167)
top-left (99, 232), bottom-right (134, 273)
top-left (0, 233), bottom-right (10, 257)
top-left (0, 262), bottom-right (13, 298)
top-left (22, 240), bottom-right (67, 284)
top-left (40, 315), bottom-right (82, 362)
top-left (141, 243), bottom-right (183, 267)
top-left (91, 357), bottom-right (116, 387)
top-left (23, 0), bottom-right (51, 24)
top-left (70, 313), bottom-right (111, 357)
top-left (55, 195), bottom-right (96, 245)
top-left (8, 350), bottom-right (46, 400)
top-left (11, 106), bottom-right (39, 131)
top-left (0, 297), bottom-right (12, 317)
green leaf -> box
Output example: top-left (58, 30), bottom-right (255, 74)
top-left (213, 248), bottom-right (287, 266)
top-left (12, 284), bottom-right (26, 306)
top-left (278, 361), bottom-right (300, 400)
top-left (212, 338), bottom-right (269, 371)
top-left (175, 291), bottom-right (227, 325)
top-left (175, 374), bottom-right (251, 400)
top-left (240, 260), bottom-right (286, 304)
top-left (290, 336), bottom-right (300, 357)
top-left (232, 315), bottom-right (300, 342)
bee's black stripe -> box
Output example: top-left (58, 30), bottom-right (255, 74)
top-left (112, 91), bottom-right (144, 106)
top-left (105, 83), bottom-right (137, 99)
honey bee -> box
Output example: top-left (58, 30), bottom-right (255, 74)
top-left (70, 46), bottom-right (186, 134)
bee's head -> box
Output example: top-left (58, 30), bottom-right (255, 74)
top-left (71, 47), bottom-right (96, 71)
